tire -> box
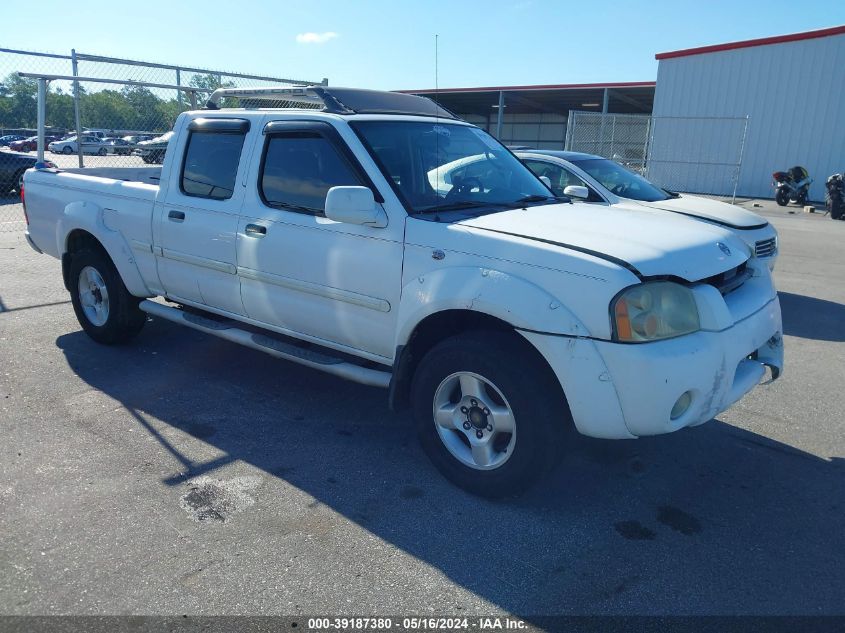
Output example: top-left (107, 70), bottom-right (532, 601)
top-left (98, 147), bottom-right (107, 156)
top-left (62, 146), bottom-right (72, 155)
top-left (69, 248), bottom-right (146, 344)
top-left (775, 189), bottom-right (789, 206)
top-left (6, 169), bottom-right (26, 194)
top-left (831, 198), bottom-right (844, 221)
top-left (411, 330), bottom-right (567, 498)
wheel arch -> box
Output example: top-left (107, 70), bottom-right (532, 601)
top-left (59, 204), bottom-right (150, 297)
top-left (389, 307), bottom-right (569, 421)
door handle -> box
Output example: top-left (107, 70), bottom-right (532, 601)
top-left (244, 223), bottom-right (267, 237)
top-left (168, 210), bottom-right (185, 222)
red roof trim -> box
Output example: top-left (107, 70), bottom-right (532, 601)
top-left (398, 81), bottom-right (655, 95)
top-left (656, 24), bottom-right (845, 60)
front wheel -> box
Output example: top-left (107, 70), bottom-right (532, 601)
top-left (775, 188), bottom-right (790, 206)
top-left (98, 147), bottom-right (107, 156)
top-left (411, 331), bottom-right (566, 498)
top-left (62, 146), bottom-right (73, 155)
top-left (69, 249), bottom-right (146, 344)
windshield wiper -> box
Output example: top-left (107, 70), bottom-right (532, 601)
top-left (415, 200), bottom-right (513, 215)
top-left (513, 194), bottom-right (562, 203)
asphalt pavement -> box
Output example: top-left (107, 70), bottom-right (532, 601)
top-left (0, 199), bottom-right (843, 619)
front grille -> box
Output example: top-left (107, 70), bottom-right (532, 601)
top-left (704, 261), bottom-right (752, 296)
top-left (755, 237), bottom-right (777, 258)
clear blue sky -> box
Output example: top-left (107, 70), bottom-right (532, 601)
top-left (2, 0), bottom-right (841, 90)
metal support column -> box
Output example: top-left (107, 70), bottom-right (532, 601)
top-left (71, 49), bottom-right (83, 167)
top-left (495, 91), bottom-right (505, 140)
top-left (601, 88), bottom-right (609, 113)
top-left (36, 79), bottom-right (46, 163)
top-left (176, 67), bottom-right (182, 110)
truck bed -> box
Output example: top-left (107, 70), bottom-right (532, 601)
top-left (61, 166), bottom-right (162, 186)
top-left (23, 166), bottom-right (160, 260)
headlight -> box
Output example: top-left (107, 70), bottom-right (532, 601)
top-left (611, 281), bottom-right (700, 342)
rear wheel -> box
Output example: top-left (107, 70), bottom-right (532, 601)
top-left (69, 249), bottom-right (146, 344)
top-left (411, 331), bottom-right (566, 498)
top-left (98, 147), bottom-right (107, 156)
top-left (775, 188), bottom-right (790, 206)
top-left (62, 146), bottom-right (72, 155)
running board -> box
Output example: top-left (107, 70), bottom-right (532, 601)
top-left (139, 300), bottom-right (391, 388)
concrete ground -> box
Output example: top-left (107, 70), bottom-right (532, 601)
top-left (0, 198), bottom-right (843, 620)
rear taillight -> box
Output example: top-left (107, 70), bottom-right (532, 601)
top-left (20, 180), bottom-right (28, 226)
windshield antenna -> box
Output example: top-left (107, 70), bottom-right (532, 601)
top-left (435, 34), bottom-right (440, 200)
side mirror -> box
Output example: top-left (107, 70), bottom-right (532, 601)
top-left (324, 186), bottom-right (386, 228)
top-left (563, 185), bottom-right (589, 200)
top-left (539, 175), bottom-right (552, 189)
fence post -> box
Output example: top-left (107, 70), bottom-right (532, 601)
top-left (176, 67), bottom-right (182, 111)
top-left (732, 116), bottom-right (750, 204)
top-left (643, 115), bottom-right (654, 179)
top-left (71, 48), bottom-right (83, 168)
top-left (36, 78), bottom-right (46, 162)
top-left (495, 90), bottom-right (504, 140)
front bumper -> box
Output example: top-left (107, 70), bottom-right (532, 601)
top-left (520, 295), bottom-right (783, 439)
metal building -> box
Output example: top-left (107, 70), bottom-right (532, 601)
top-left (403, 82), bottom-right (655, 149)
top-left (651, 25), bottom-right (845, 201)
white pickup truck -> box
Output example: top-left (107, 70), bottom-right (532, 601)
top-left (22, 86), bottom-right (784, 497)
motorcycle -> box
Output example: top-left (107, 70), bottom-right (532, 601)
top-left (825, 173), bottom-right (844, 220)
top-left (772, 166), bottom-right (812, 206)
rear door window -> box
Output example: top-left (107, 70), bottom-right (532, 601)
top-left (180, 131), bottom-right (247, 200)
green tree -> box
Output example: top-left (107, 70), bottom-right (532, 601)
top-left (189, 73), bottom-right (236, 107)
top-left (0, 74), bottom-right (37, 128)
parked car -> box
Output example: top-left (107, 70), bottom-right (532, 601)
top-left (517, 150), bottom-right (779, 270)
top-left (48, 135), bottom-right (109, 156)
top-left (9, 136), bottom-right (59, 152)
top-left (134, 131), bottom-right (172, 163)
top-left (122, 135), bottom-right (152, 144)
top-left (0, 151), bottom-right (38, 193)
top-left (0, 134), bottom-right (26, 147)
top-left (103, 137), bottom-right (133, 156)
top-left (21, 86), bottom-right (783, 497)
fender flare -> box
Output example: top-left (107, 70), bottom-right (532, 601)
top-left (394, 265), bottom-right (589, 349)
top-left (57, 201), bottom-right (151, 297)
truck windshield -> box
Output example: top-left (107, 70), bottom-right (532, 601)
top-left (351, 121), bottom-right (555, 215)
top-left (570, 158), bottom-right (671, 202)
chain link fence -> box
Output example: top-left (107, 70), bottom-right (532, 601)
top-left (565, 110), bottom-right (750, 201)
top-left (0, 47), bottom-right (322, 231)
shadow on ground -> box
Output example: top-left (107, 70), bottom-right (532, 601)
top-left (779, 291), bottom-right (845, 343)
top-left (56, 318), bottom-right (845, 616)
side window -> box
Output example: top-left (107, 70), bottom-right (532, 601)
top-left (524, 159), bottom-right (600, 201)
top-left (180, 131), bottom-right (246, 201)
top-left (260, 132), bottom-right (363, 214)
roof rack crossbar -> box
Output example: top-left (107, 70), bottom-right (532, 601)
top-left (204, 85), bottom-right (460, 120)
top-left (205, 85), bottom-right (351, 112)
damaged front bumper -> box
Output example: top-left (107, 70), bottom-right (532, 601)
top-left (520, 295), bottom-right (783, 440)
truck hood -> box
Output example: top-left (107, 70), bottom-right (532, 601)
top-left (459, 202), bottom-right (750, 281)
top-left (632, 194), bottom-right (768, 229)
